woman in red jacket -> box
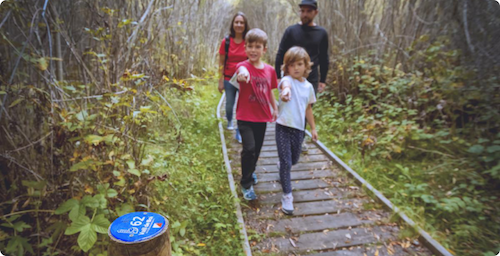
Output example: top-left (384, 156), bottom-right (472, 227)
top-left (218, 12), bottom-right (249, 143)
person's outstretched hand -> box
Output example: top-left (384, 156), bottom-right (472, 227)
top-left (280, 87), bottom-right (291, 102)
top-left (237, 67), bottom-right (250, 83)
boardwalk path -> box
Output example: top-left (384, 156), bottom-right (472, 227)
top-left (225, 121), bottom-right (434, 256)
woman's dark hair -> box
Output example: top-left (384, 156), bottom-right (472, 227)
top-left (229, 12), bottom-right (249, 38)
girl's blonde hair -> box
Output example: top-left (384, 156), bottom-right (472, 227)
top-left (281, 46), bottom-right (313, 77)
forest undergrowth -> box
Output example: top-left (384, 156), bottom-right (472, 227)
top-left (0, 75), bottom-right (244, 256)
top-left (315, 37), bottom-right (500, 256)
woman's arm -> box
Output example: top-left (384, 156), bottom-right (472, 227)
top-left (306, 104), bottom-right (318, 141)
top-left (218, 54), bottom-right (225, 93)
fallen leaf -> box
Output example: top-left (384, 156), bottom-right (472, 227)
top-left (345, 234), bottom-right (352, 239)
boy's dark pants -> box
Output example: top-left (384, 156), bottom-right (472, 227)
top-left (237, 120), bottom-right (267, 189)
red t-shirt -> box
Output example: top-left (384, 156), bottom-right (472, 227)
top-left (235, 61), bottom-right (278, 122)
top-left (219, 37), bottom-right (247, 81)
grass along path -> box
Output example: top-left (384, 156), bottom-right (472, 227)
top-left (144, 77), bottom-right (245, 255)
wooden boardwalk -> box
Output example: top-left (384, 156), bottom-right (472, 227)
top-left (226, 122), bottom-right (433, 256)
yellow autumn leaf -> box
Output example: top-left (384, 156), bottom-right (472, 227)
top-left (37, 58), bottom-right (48, 71)
top-left (197, 243), bottom-right (206, 246)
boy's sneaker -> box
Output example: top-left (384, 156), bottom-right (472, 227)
top-left (281, 193), bottom-right (294, 215)
top-left (227, 122), bottom-right (234, 130)
top-left (252, 173), bottom-right (258, 185)
top-left (241, 186), bottom-right (257, 200)
top-left (235, 131), bottom-right (242, 144)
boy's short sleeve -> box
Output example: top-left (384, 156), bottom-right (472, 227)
top-left (308, 85), bottom-right (317, 105)
top-left (218, 38), bottom-right (227, 55)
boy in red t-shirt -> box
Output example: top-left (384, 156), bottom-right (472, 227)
top-left (234, 28), bottom-right (278, 200)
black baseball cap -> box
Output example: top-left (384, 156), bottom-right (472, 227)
top-left (299, 0), bottom-right (318, 10)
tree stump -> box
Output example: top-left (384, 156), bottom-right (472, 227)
top-left (108, 212), bottom-right (171, 256)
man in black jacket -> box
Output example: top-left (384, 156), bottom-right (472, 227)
top-left (275, 0), bottom-right (329, 151)
top-left (275, 0), bottom-right (329, 94)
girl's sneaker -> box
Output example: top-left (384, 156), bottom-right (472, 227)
top-left (241, 186), bottom-right (257, 200)
top-left (281, 193), bottom-right (294, 215)
top-left (252, 173), bottom-right (258, 185)
top-left (227, 122), bottom-right (234, 130)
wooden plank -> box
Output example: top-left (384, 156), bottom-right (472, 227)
top-left (259, 188), bottom-right (358, 204)
top-left (263, 140), bottom-right (315, 146)
top-left (259, 148), bottom-right (323, 158)
top-left (258, 154), bottom-right (329, 165)
top-left (257, 170), bottom-right (335, 182)
top-left (253, 179), bottom-right (333, 193)
top-left (268, 212), bottom-right (374, 233)
top-left (269, 226), bottom-right (396, 252)
top-left (249, 199), bottom-right (366, 218)
top-left (257, 161), bottom-right (332, 173)
top-left (306, 247), bottom-right (392, 256)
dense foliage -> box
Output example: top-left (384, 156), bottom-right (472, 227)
top-left (315, 37), bottom-right (500, 255)
top-left (1, 0), bottom-right (499, 255)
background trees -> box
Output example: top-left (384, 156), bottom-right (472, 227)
top-left (0, 0), bottom-right (498, 255)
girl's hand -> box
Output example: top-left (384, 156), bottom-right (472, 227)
top-left (218, 79), bottom-right (224, 93)
top-left (311, 129), bottom-right (318, 141)
top-left (272, 109), bottom-right (278, 122)
top-left (237, 67), bottom-right (250, 83)
top-left (280, 87), bottom-right (291, 102)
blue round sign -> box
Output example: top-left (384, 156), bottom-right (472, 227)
top-left (109, 212), bottom-right (168, 243)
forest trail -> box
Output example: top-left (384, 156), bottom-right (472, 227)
top-left (223, 106), bottom-right (433, 255)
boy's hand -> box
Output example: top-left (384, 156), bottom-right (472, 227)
top-left (311, 129), bottom-right (318, 141)
top-left (237, 67), bottom-right (250, 83)
top-left (280, 87), bottom-right (291, 102)
top-left (272, 109), bottom-right (278, 122)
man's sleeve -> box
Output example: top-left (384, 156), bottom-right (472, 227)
top-left (319, 30), bottom-right (329, 83)
top-left (275, 28), bottom-right (291, 79)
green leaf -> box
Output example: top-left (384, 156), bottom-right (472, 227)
top-left (91, 214), bottom-right (110, 234)
top-left (128, 168), bottom-right (141, 177)
top-left (85, 135), bottom-right (104, 145)
top-left (0, 91), bottom-right (6, 95)
top-left (65, 216), bottom-right (91, 235)
top-left (1, 221), bottom-right (31, 232)
top-left (77, 223), bottom-right (97, 252)
top-left (69, 203), bottom-right (86, 222)
top-left (141, 155), bottom-right (154, 166)
top-left (9, 98), bottom-right (23, 108)
top-left (55, 199), bottom-right (79, 214)
top-left (64, 86), bottom-right (76, 91)
top-left (6, 236), bottom-right (34, 255)
top-left (486, 145), bottom-right (500, 153)
top-left (126, 160), bottom-right (136, 169)
top-left (76, 110), bottom-right (88, 121)
top-left (117, 203), bottom-right (134, 216)
top-left (107, 189), bottom-right (118, 198)
top-left (81, 195), bottom-right (99, 208)
top-left (94, 194), bottom-right (107, 209)
top-left (70, 159), bottom-right (94, 172)
top-left (467, 145), bottom-right (484, 154)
